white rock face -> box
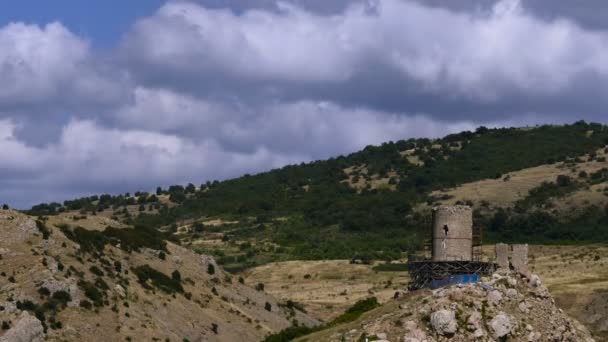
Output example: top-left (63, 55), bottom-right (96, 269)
top-left (0, 311), bottom-right (45, 342)
top-left (490, 313), bottom-right (513, 339)
top-left (430, 309), bottom-right (457, 336)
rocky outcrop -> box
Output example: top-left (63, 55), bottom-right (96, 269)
top-left (0, 311), bottom-right (45, 342)
top-left (327, 270), bottom-right (596, 341)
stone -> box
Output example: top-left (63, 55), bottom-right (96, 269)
top-left (528, 331), bottom-right (541, 341)
top-left (487, 289), bottom-right (503, 306)
top-left (529, 274), bottom-right (542, 287)
top-left (496, 243), bottom-right (509, 269)
top-left (375, 332), bottom-right (387, 340)
top-left (490, 313), bottom-right (513, 339)
top-left (506, 288), bottom-right (518, 298)
top-left (0, 311), bottom-right (45, 342)
top-left (430, 309), bottom-right (457, 336)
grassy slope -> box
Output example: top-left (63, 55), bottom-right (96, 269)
top-left (27, 122), bottom-right (608, 264)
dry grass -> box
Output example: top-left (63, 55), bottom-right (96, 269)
top-left (425, 150), bottom-right (608, 212)
top-left (243, 260), bottom-right (409, 322)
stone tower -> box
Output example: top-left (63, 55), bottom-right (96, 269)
top-left (431, 205), bottom-right (473, 261)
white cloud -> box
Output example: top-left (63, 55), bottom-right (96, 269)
top-left (123, 0), bottom-right (608, 101)
top-left (0, 22), bottom-right (128, 112)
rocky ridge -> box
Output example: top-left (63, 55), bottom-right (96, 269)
top-left (326, 270), bottom-right (595, 342)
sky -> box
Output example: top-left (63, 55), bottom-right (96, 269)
top-left (1, 0), bottom-right (608, 208)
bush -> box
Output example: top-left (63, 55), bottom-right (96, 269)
top-left (77, 280), bottom-right (105, 307)
top-left (79, 300), bottom-right (93, 310)
top-left (38, 287), bottom-right (51, 297)
top-left (132, 265), bottom-right (183, 294)
top-left (89, 266), bottom-right (104, 277)
top-left (35, 220), bottom-right (51, 240)
top-left (207, 264), bottom-right (215, 275)
top-left (264, 302), bottom-right (272, 312)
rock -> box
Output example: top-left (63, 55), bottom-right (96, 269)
top-left (375, 332), bottom-right (387, 340)
top-left (0, 311), bottom-right (45, 342)
top-left (528, 331), bottom-right (541, 341)
top-left (115, 284), bottom-right (126, 298)
top-left (487, 289), bottom-right (503, 306)
top-left (507, 277), bottom-right (517, 287)
top-left (430, 309), bottom-right (457, 336)
top-left (490, 313), bottom-right (513, 339)
top-left (529, 274), bottom-right (542, 287)
top-left (519, 301), bottom-right (529, 313)
top-left (506, 288), bottom-right (518, 298)
top-left (403, 321), bottom-right (428, 342)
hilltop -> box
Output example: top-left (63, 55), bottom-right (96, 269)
top-left (26, 121), bottom-right (608, 266)
top-left (0, 209), bottom-right (317, 341)
top-left (296, 270), bottom-right (596, 341)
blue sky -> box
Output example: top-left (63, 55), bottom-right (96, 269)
top-left (1, 0), bottom-right (608, 208)
top-left (0, 0), bottom-right (165, 46)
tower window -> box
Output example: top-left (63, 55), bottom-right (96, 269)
top-left (443, 224), bottom-right (449, 236)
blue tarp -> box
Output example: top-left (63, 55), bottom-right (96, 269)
top-left (431, 274), bottom-right (478, 289)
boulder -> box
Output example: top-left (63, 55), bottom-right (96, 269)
top-left (430, 309), bottom-right (457, 336)
top-left (490, 313), bottom-right (513, 339)
top-left (487, 289), bottom-right (503, 306)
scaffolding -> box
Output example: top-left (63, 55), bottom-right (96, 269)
top-left (407, 260), bottom-right (495, 290)
top-left (407, 209), bottom-right (495, 290)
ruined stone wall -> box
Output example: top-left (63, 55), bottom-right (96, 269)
top-left (432, 205), bottom-right (473, 261)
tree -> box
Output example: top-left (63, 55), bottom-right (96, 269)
top-left (1, 204), bottom-right (8, 210)
top-left (156, 187), bottom-right (163, 196)
top-left (171, 270), bottom-right (181, 282)
top-left (185, 183), bottom-right (196, 193)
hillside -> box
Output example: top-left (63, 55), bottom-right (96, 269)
top-left (25, 122), bottom-right (608, 266)
top-left (0, 209), bottom-right (318, 341)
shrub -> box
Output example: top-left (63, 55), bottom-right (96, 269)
top-left (264, 302), bottom-right (272, 312)
top-left (171, 270), bottom-right (181, 282)
top-left (207, 264), bottom-right (215, 275)
top-left (38, 287), bottom-right (51, 297)
top-left (132, 265), bottom-right (183, 294)
top-left (255, 283), bottom-right (265, 291)
top-left (79, 300), bottom-right (93, 310)
top-left (35, 220), bottom-right (51, 240)
top-left (77, 280), bottom-right (105, 307)
top-left (89, 266), bottom-right (104, 277)
top-left (51, 291), bottom-right (72, 305)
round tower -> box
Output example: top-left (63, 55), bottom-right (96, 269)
top-left (432, 205), bottom-right (473, 261)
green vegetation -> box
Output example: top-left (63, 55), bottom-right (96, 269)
top-left (16, 290), bottom-right (73, 332)
top-left (264, 297), bottom-right (380, 342)
top-left (29, 122), bottom-right (608, 260)
top-left (132, 265), bottom-right (183, 294)
top-left (372, 263), bottom-right (409, 272)
top-left (60, 225), bottom-right (174, 254)
top-left (35, 220), bottom-right (51, 240)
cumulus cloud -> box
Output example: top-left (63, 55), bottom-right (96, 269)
top-left (0, 22), bottom-right (129, 113)
top-left (123, 0), bottom-right (608, 104)
top-left (2, 0), bottom-right (608, 207)
top-left (0, 119), bottom-right (302, 207)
